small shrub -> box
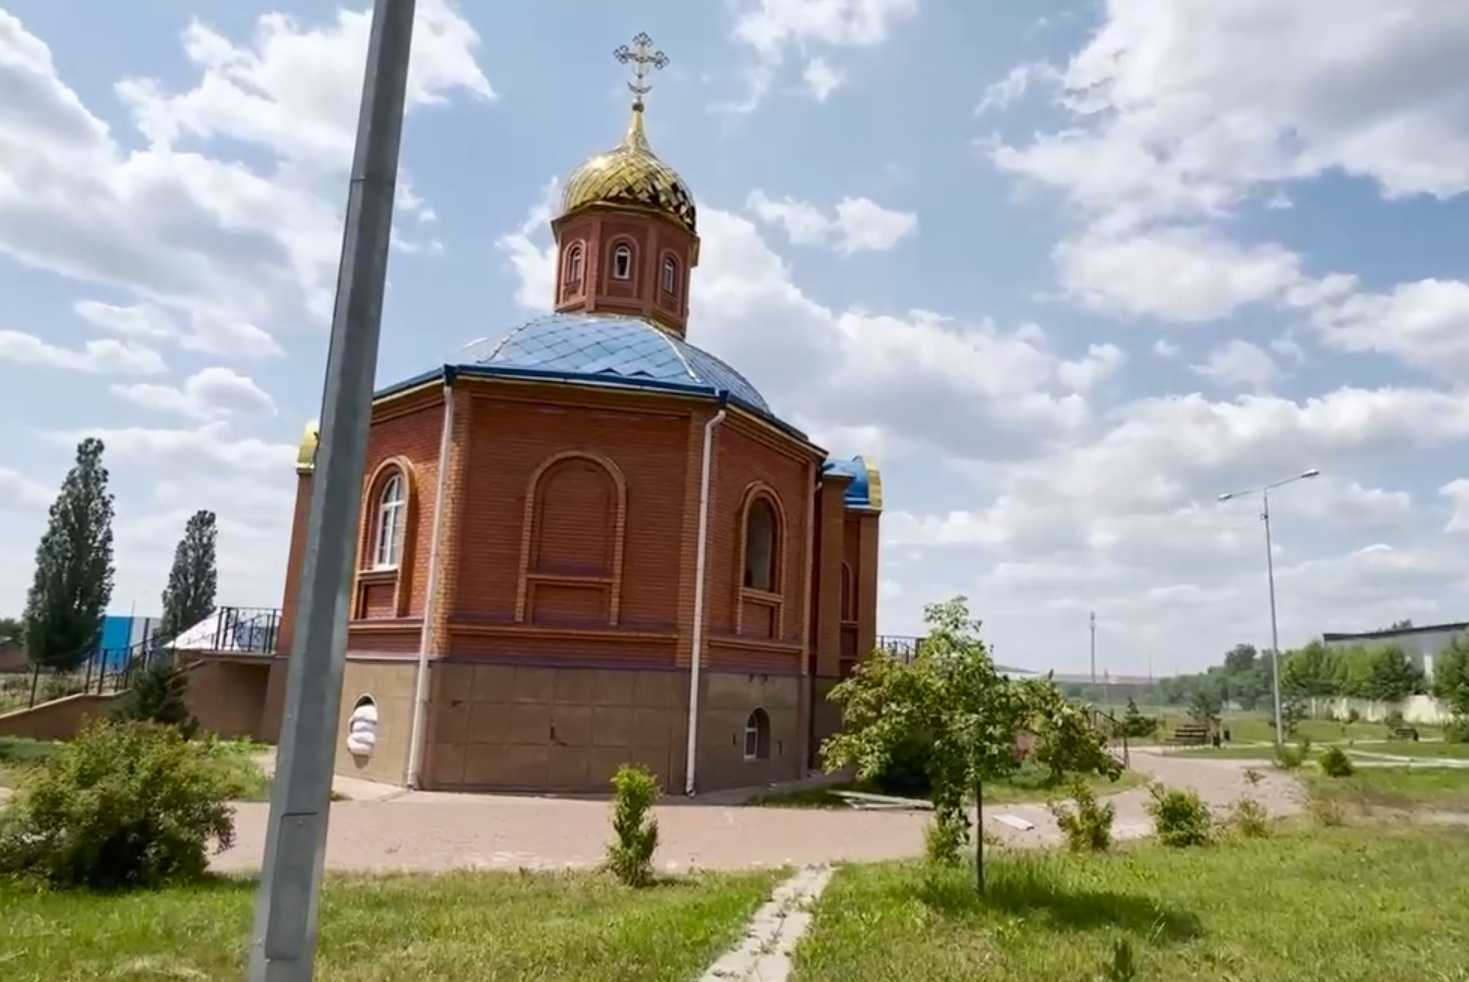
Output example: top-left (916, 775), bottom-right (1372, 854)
top-left (605, 764), bottom-right (660, 887)
top-left (923, 810), bottom-right (967, 865)
top-left (1049, 778), bottom-right (1115, 853)
top-left (1242, 767), bottom-right (1264, 787)
top-left (0, 720), bottom-right (235, 888)
top-left (1298, 736), bottom-right (1313, 758)
top-left (1346, 707), bottom-right (1361, 724)
top-left (1145, 783), bottom-right (1212, 848)
top-left (1383, 708), bottom-right (1406, 731)
top-left (1319, 745), bottom-right (1355, 777)
top-left (1442, 716), bottom-right (1469, 744)
top-left (111, 663), bottom-right (198, 737)
top-left (1229, 797), bottom-right (1270, 838)
top-left (1101, 937), bottom-right (1138, 981)
top-left (1274, 744), bottom-right (1304, 770)
top-left (1309, 794), bottom-right (1346, 827)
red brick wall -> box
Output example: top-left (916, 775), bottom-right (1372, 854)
top-left (451, 388), bottom-right (693, 633)
top-left (551, 205), bottom-right (697, 335)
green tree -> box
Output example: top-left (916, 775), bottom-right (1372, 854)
top-left (1363, 645), bottom-right (1424, 701)
top-left (823, 597), bottom-right (1116, 892)
top-left (1187, 688), bottom-right (1221, 727)
top-left (1122, 697), bottom-right (1158, 738)
top-left (0, 616), bottom-right (22, 644)
top-left (1224, 643), bottom-right (1258, 675)
top-left (23, 438), bottom-right (115, 669)
top-left (1280, 641), bottom-right (1342, 697)
top-left (1030, 682), bottom-right (1124, 785)
top-left (160, 510), bottom-right (218, 640)
top-left (111, 663), bottom-right (198, 738)
top-left (1432, 633), bottom-right (1469, 717)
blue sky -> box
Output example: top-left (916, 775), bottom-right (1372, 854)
top-left (2, 1), bottom-right (1467, 676)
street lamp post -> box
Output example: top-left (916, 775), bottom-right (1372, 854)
top-left (1218, 468), bottom-right (1320, 746)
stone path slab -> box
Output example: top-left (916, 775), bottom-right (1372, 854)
top-left (700, 865), bottom-right (833, 982)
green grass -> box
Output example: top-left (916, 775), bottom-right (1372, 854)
top-left (1306, 766), bottom-right (1469, 812)
top-left (751, 765), bottom-right (1146, 809)
top-left (1344, 740), bottom-right (1469, 759)
top-left (0, 734), bottom-right (267, 799)
top-left (793, 826), bottom-right (1469, 982)
top-left (0, 867), bottom-right (781, 982)
top-left (0, 736), bottom-right (57, 787)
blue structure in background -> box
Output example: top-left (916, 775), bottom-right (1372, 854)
top-left (95, 614), bottom-right (161, 669)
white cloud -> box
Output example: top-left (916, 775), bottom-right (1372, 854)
top-left (723, 0), bottom-right (916, 111)
top-left (111, 367), bottom-right (276, 420)
top-left (1191, 340), bottom-right (1282, 392)
top-left (0, 467), bottom-right (53, 511)
top-left (74, 300), bottom-right (285, 359)
top-left (495, 178), bottom-right (560, 311)
top-left (976, 61), bottom-right (1059, 116)
top-left (1152, 339), bottom-right (1180, 359)
top-left (0, 6), bottom-right (488, 361)
top-left (733, 0), bottom-right (918, 54)
top-left (0, 329), bottom-right (165, 375)
top-left (1057, 343), bottom-right (1125, 393)
top-left (1310, 278), bottom-right (1469, 384)
top-left (1265, 190), bottom-right (1294, 210)
top-left (802, 57), bottom-right (844, 101)
top-left (48, 422), bottom-right (296, 477)
top-left (747, 190), bottom-right (917, 253)
top-left (1054, 226), bottom-right (1302, 323)
top-left (1442, 479), bottom-right (1469, 532)
top-left (991, 0), bottom-right (1469, 228)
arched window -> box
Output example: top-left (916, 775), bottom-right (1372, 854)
top-left (743, 497), bottom-right (778, 591)
top-left (661, 255), bottom-right (678, 294)
top-left (565, 243), bottom-right (584, 285)
top-left (516, 452), bottom-right (628, 626)
top-left (373, 473), bottom-right (406, 569)
top-left (840, 563), bottom-right (855, 621)
top-left (611, 242), bottom-right (633, 280)
top-left (744, 708), bottom-right (770, 761)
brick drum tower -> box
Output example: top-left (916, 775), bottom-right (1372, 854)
top-left (271, 35), bottom-right (882, 794)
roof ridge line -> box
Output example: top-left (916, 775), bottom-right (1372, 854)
top-left (647, 319), bottom-right (698, 383)
top-left (484, 315), bottom-right (546, 361)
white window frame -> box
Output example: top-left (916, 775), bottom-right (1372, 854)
top-left (743, 709), bottom-right (769, 761)
top-left (661, 255), bottom-right (677, 293)
top-left (373, 473), bottom-right (405, 570)
top-left (566, 243), bottom-right (584, 284)
top-left (611, 243), bottom-right (633, 281)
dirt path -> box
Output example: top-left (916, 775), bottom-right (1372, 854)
top-left (211, 752), bottom-right (1303, 874)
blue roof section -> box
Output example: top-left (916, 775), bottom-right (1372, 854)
top-left (456, 313), bottom-right (772, 414)
top-left (822, 455), bottom-right (880, 510)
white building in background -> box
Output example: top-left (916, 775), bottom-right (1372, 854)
top-left (1322, 620), bottom-right (1468, 679)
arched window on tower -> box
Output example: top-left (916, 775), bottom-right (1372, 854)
top-left (743, 497), bottom-right (778, 592)
top-left (611, 242), bottom-right (634, 281)
top-left (565, 243), bottom-right (584, 288)
top-left (373, 472), bottom-right (406, 569)
top-left (661, 255), bottom-right (678, 294)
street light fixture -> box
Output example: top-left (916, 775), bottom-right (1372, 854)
top-left (1217, 468), bottom-right (1321, 746)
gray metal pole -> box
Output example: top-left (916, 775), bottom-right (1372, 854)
top-left (1089, 610), bottom-right (1097, 704)
top-left (247, 1), bottom-right (415, 978)
top-left (1262, 489), bottom-right (1284, 746)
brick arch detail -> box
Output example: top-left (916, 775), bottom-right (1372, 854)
top-left (514, 450), bottom-right (628, 626)
top-left (354, 455), bottom-right (419, 619)
top-left (734, 481), bottom-right (787, 638)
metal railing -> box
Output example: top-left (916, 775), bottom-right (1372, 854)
top-left (875, 634), bottom-right (925, 662)
top-left (0, 604), bottom-right (284, 715)
top-left (205, 606), bottom-right (282, 655)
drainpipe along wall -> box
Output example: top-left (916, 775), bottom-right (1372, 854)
top-left (406, 372), bottom-right (454, 788)
top-left (684, 398), bottom-right (727, 796)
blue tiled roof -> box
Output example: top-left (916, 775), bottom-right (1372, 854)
top-left (822, 455), bottom-right (881, 510)
top-left (456, 314), bottom-right (772, 414)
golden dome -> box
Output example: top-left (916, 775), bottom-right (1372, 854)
top-left (560, 106), bottom-right (696, 234)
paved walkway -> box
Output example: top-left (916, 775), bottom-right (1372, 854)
top-left (211, 751), bottom-right (1303, 874)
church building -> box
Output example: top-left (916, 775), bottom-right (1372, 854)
top-left (273, 36), bottom-right (882, 794)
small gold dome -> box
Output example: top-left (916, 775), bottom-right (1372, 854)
top-left (560, 106), bottom-right (696, 234)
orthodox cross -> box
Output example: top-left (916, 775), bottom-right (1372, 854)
top-left (614, 32), bottom-right (669, 109)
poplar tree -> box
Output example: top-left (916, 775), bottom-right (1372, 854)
top-left (160, 510), bottom-right (218, 640)
top-left (23, 438), bottom-right (115, 669)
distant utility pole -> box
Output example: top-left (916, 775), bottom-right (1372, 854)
top-left (247, 1), bottom-right (416, 979)
top-left (1089, 611), bottom-right (1097, 703)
